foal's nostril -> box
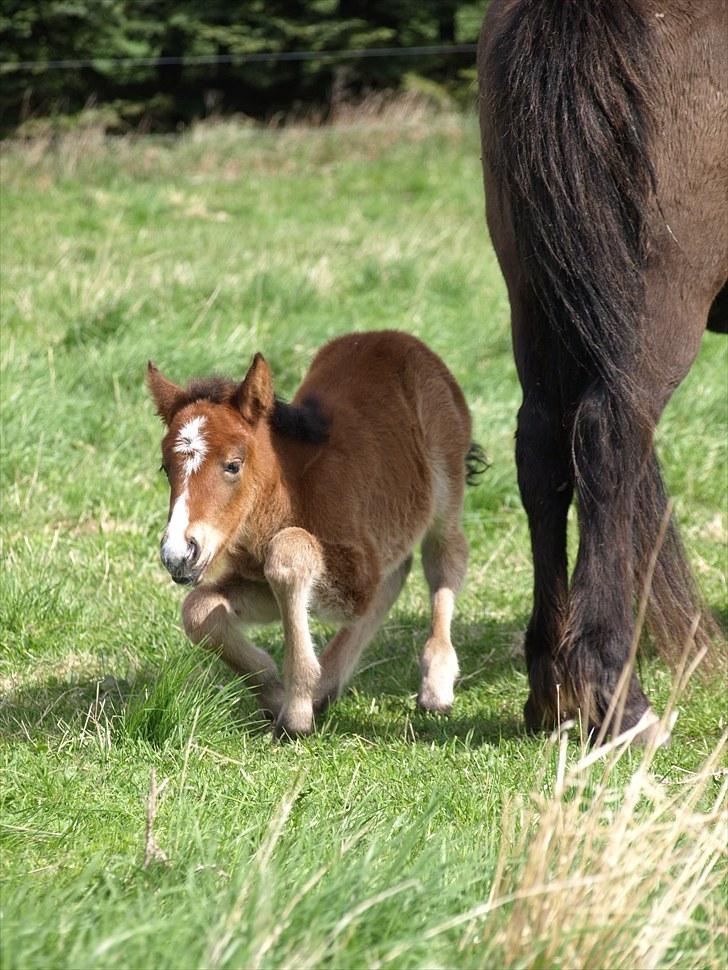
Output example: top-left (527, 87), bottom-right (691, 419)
top-left (186, 537), bottom-right (200, 564)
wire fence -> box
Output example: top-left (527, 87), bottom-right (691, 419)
top-left (1, 43), bottom-right (479, 73)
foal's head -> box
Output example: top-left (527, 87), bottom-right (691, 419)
top-left (147, 354), bottom-right (275, 586)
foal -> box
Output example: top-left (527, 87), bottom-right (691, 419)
top-left (148, 330), bottom-right (478, 736)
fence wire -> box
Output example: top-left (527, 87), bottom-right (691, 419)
top-left (1, 43), bottom-right (479, 73)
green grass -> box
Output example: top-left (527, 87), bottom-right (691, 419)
top-left (1, 115), bottom-right (726, 969)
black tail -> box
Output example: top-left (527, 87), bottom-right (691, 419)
top-left (482, 0), bottom-right (655, 405)
top-left (634, 452), bottom-right (723, 672)
top-left (465, 442), bottom-right (489, 486)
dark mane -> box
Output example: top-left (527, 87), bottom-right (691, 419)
top-left (271, 395), bottom-right (329, 445)
top-left (172, 378), bottom-right (329, 444)
top-left (183, 377), bottom-right (238, 407)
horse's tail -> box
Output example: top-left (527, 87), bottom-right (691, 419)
top-left (481, 0), bottom-right (654, 399)
top-left (634, 452), bottom-right (723, 671)
top-left (480, 0), bottom-right (719, 669)
top-left (465, 442), bottom-right (489, 486)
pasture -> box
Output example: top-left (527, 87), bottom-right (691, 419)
top-left (1, 114), bottom-right (726, 968)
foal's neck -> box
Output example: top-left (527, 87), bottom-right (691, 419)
top-left (238, 426), bottom-right (297, 556)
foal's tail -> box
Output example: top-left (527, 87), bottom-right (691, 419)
top-left (465, 442), bottom-right (489, 486)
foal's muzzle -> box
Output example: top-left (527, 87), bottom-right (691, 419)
top-left (160, 536), bottom-right (201, 585)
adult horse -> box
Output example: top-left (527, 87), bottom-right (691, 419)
top-left (478, 0), bottom-right (727, 740)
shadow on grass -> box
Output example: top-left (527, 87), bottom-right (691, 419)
top-left (321, 704), bottom-right (526, 747)
top-left (0, 613), bottom-right (529, 748)
top-left (5, 598), bottom-right (725, 749)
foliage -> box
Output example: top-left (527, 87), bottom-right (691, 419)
top-left (0, 1), bottom-right (486, 132)
top-left (1, 115), bottom-right (726, 967)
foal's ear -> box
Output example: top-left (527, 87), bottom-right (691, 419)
top-left (146, 362), bottom-right (184, 426)
top-left (230, 353), bottom-right (274, 426)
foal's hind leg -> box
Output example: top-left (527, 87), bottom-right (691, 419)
top-left (418, 525), bottom-right (468, 713)
top-left (182, 581), bottom-right (283, 716)
top-left (315, 556), bottom-right (412, 712)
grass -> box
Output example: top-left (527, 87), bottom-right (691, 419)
top-left (1, 112), bottom-right (726, 969)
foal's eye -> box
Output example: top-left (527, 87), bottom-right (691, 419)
top-left (224, 460), bottom-right (242, 475)
top-left (159, 464), bottom-right (170, 478)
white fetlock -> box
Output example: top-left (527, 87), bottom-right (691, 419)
top-left (418, 640), bottom-right (459, 713)
top-left (633, 706), bottom-right (673, 748)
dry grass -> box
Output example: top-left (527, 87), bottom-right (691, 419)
top-left (489, 730), bottom-right (726, 968)
top-left (368, 704), bottom-right (727, 969)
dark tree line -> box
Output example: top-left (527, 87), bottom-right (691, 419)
top-left (0, 1), bottom-right (485, 133)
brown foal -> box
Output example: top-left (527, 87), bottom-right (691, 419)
top-left (148, 330), bottom-right (478, 736)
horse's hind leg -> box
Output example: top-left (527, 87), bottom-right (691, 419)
top-left (516, 388), bottom-right (574, 732)
top-left (567, 382), bottom-right (662, 741)
top-left (315, 556), bottom-right (412, 712)
top-left (418, 523), bottom-right (468, 714)
top-left (707, 279), bottom-right (727, 333)
top-left (182, 581), bottom-right (283, 717)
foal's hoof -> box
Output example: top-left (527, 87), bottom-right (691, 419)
top-left (273, 705), bottom-right (315, 740)
top-left (417, 688), bottom-right (453, 715)
top-left (418, 641), bottom-right (458, 715)
top-left (257, 683), bottom-right (284, 722)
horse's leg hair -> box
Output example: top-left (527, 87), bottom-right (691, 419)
top-left (418, 522), bottom-right (468, 714)
top-left (182, 581), bottom-right (283, 717)
top-left (314, 556), bottom-right (412, 713)
top-left (516, 391), bottom-right (574, 730)
top-left (264, 527), bottom-right (324, 737)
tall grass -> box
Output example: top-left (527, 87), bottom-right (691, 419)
top-left (121, 651), bottom-right (255, 748)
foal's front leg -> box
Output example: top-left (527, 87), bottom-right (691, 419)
top-left (315, 556), bottom-right (412, 711)
top-left (264, 527), bottom-right (325, 737)
top-left (182, 580), bottom-right (283, 716)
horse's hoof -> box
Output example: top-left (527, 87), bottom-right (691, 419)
top-left (583, 705), bottom-right (673, 749)
top-left (273, 723), bottom-right (313, 741)
top-left (523, 695), bottom-right (549, 733)
top-left (313, 690), bottom-right (336, 716)
top-left (618, 707), bottom-right (672, 748)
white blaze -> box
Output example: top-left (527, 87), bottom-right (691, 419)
top-left (174, 415), bottom-right (208, 478)
top-left (163, 491), bottom-right (190, 561)
top-left (162, 415), bottom-right (208, 563)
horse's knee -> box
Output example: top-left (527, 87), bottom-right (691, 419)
top-left (264, 527), bottom-right (323, 590)
top-left (181, 588), bottom-right (228, 646)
